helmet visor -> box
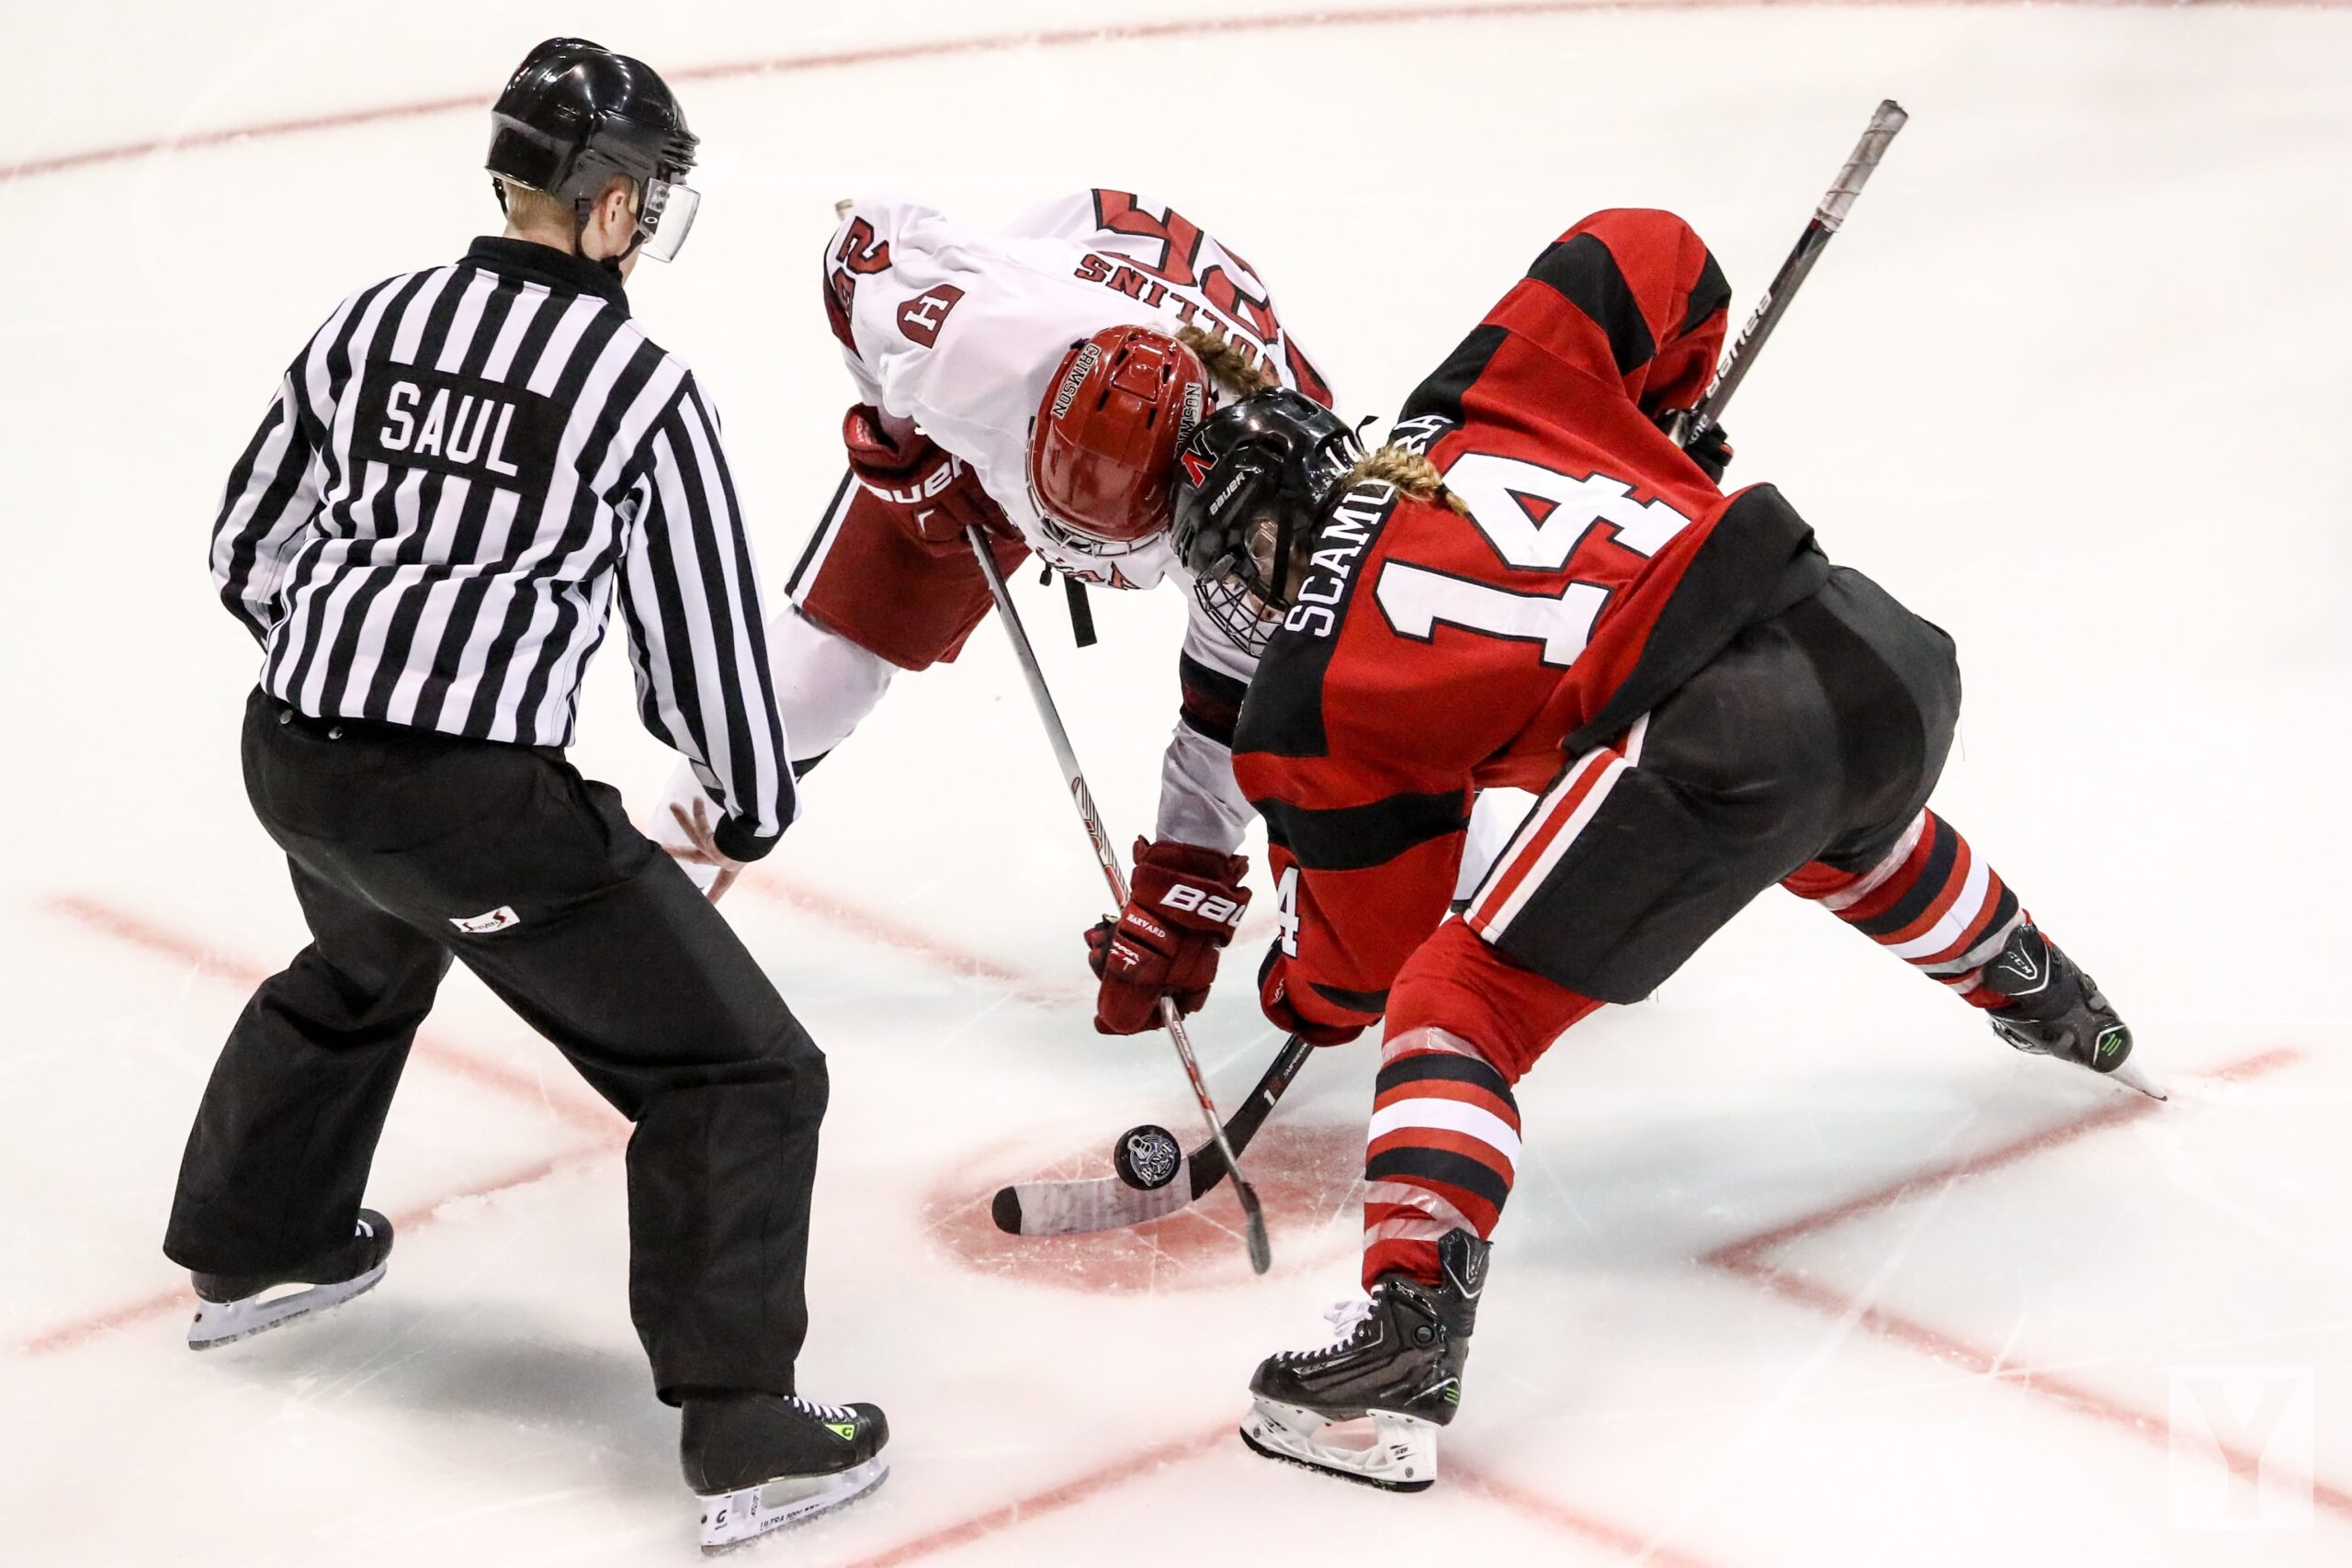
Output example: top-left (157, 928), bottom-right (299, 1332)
top-left (637, 177), bottom-right (700, 262)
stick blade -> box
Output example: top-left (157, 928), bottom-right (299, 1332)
top-left (1236, 1179), bottom-right (1272, 1274)
top-left (990, 1170), bottom-right (1194, 1236)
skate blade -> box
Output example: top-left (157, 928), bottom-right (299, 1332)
top-left (2108, 1054), bottom-right (2167, 1101)
top-left (1238, 1399), bottom-right (1437, 1493)
top-left (697, 1456), bottom-right (888, 1552)
top-left (187, 1262), bottom-right (387, 1350)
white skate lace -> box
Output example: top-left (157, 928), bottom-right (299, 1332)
top-left (789, 1394), bottom-right (856, 1425)
top-left (1296, 1297), bottom-right (1377, 1360)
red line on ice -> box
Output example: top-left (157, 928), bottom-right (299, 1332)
top-left (737, 874), bottom-right (1088, 1006)
top-left (1452, 1461), bottom-right (1738, 1568)
top-left (822, 1426), bottom-right (1228, 1568)
top-left (44, 893), bottom-right (619, 1134)
top-left (4, 0), bottom-right (2337, 185)
top-left (1719, 1262), bottom-right (2352, 1521)
top-left (1702, 1047), bottom-right (2296, 1272)
top-left (17, 1139), bottom-right (616, 1356)
top-left (1702, 1079), bottom-right (2169, 1270)
top-left (819, 1420), bottom-right (1745, 1568)
top-left (1703, 1047), bottom-right (2352, 1524)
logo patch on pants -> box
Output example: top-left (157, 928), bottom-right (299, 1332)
top-left (450, 906), bottom-right (520, 935)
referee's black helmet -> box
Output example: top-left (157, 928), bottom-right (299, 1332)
top-left (487, 38), bottom-right (701, 261)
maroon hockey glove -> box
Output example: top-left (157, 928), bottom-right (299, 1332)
top-left (841, 403), bottom-right (1012, 545)
top-left (1085, 838), bottom-right (1251, 1035)
top-left (1658, 410), bottom-right (1733, 484)
top-left (1256, 945), bottom-right (1366, 1048)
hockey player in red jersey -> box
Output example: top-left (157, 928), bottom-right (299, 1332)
top-left (1148, 209), bottom-right (2150, 1491)
top-left (652, 191), bottom-right (1339, 1030)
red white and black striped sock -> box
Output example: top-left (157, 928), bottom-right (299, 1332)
top-left (1782, 809), bottom-right (2027, 1008)
top-left (1362, 1027), bottom-right (1521, 1291)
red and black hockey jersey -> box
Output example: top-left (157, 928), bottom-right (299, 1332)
top-left (1232, 209), bottom-right (1829, 1032)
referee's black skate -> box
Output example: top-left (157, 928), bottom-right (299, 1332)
top-left (684, 1392), bottom-right (889, 1551)
top-left (1980, 923), bottom-right (2163, 1100)
top-left (187, 1209), bottom-right (392, 1349)
top-left (1240, 1229), bottom-right (1487, 1492)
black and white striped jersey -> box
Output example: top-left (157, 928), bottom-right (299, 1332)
top-left (209, 237), bottom-right (791, 859)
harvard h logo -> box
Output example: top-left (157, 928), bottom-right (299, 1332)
top-left (898, 284), bottom-right (965, 346)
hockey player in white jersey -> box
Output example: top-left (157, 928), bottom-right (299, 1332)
top-left (657, 189), bottom-right (1335, 1032)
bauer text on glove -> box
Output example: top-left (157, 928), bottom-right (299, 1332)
top-left (1085, 837), bottom-right (1250, 1035)
top-left (841, 403), bottom-right (1012, 544)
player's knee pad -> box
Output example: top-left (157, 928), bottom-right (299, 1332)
top-left (1385, 918), bottom-right (1602, 1083)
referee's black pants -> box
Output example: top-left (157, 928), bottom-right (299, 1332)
top-left (164, 689), bottom-right (826, 1403)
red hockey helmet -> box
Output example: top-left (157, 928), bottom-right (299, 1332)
top-left (1026, 325), bottom-right (1210, 556)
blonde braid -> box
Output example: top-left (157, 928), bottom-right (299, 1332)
top-left (1343, 446), bottom-right (1473, 518)
top-left (1176, 323), bottom-right (1276, 400)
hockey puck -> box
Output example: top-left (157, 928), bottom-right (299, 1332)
top-left (1112, 1123), bottom-right (1184, 1191)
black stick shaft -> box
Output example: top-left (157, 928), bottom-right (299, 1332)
top-left (1185, 1033), bottom-right (1313, 1198)
top-left (1679, 98), bottom-right (1907, 446)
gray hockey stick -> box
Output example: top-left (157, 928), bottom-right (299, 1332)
top-left (966, 526), bottom-right (1272, 1273)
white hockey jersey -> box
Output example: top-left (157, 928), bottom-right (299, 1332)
top-left (822, 189), bottom-right (1331, 586)
top-left (820, 190), bottom-right (1334, 851)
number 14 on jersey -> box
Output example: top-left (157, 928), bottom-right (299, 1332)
top-left (1374, 452), bottom-right (1693, 669)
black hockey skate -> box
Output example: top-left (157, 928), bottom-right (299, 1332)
top-left (1980, 923), bottom-right (2163, 1100)
top-left (1240, 1229), bottom-right (1487, 1492)
top-left (187, 1208), bottom-right (392, 1349)
top-left (684, 1392), bottom-right (889, 1551)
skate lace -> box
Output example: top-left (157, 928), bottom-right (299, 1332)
top-left (790, 1394), bottom-right (856, 1425)
top-left (1298, 1297), bottom-right (1377, 1359)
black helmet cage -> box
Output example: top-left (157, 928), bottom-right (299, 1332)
top-left (486, 39), bottom-right (700, 262)
top-left (1170, 389), bottom-right (1362, 655)
top-left (1183, 455), bottom-right (1291, 657)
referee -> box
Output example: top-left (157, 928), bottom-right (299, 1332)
top-left (169, 39), bottom-right (887, 1549)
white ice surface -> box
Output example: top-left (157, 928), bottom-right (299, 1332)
top-left (3, 3), bottom-right (2350, 1564)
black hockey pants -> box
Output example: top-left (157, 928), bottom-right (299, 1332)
top-left (164, 688), bottom-right (826, 1403)
top-left (1467, 566), bottom-right (1963, 1003)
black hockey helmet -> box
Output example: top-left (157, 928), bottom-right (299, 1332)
top-left (486, 38), bottom-right (701, 261)
top-left (1170, 389), bottom-right (1363, 654)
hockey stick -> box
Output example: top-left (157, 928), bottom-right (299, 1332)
top-left (965, 526), bottom-right (1273, 1274)
top-left (1669, 98), bottom-right (1908, 450)
top-left (992, 1031), bottom-right (1314, 1237)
